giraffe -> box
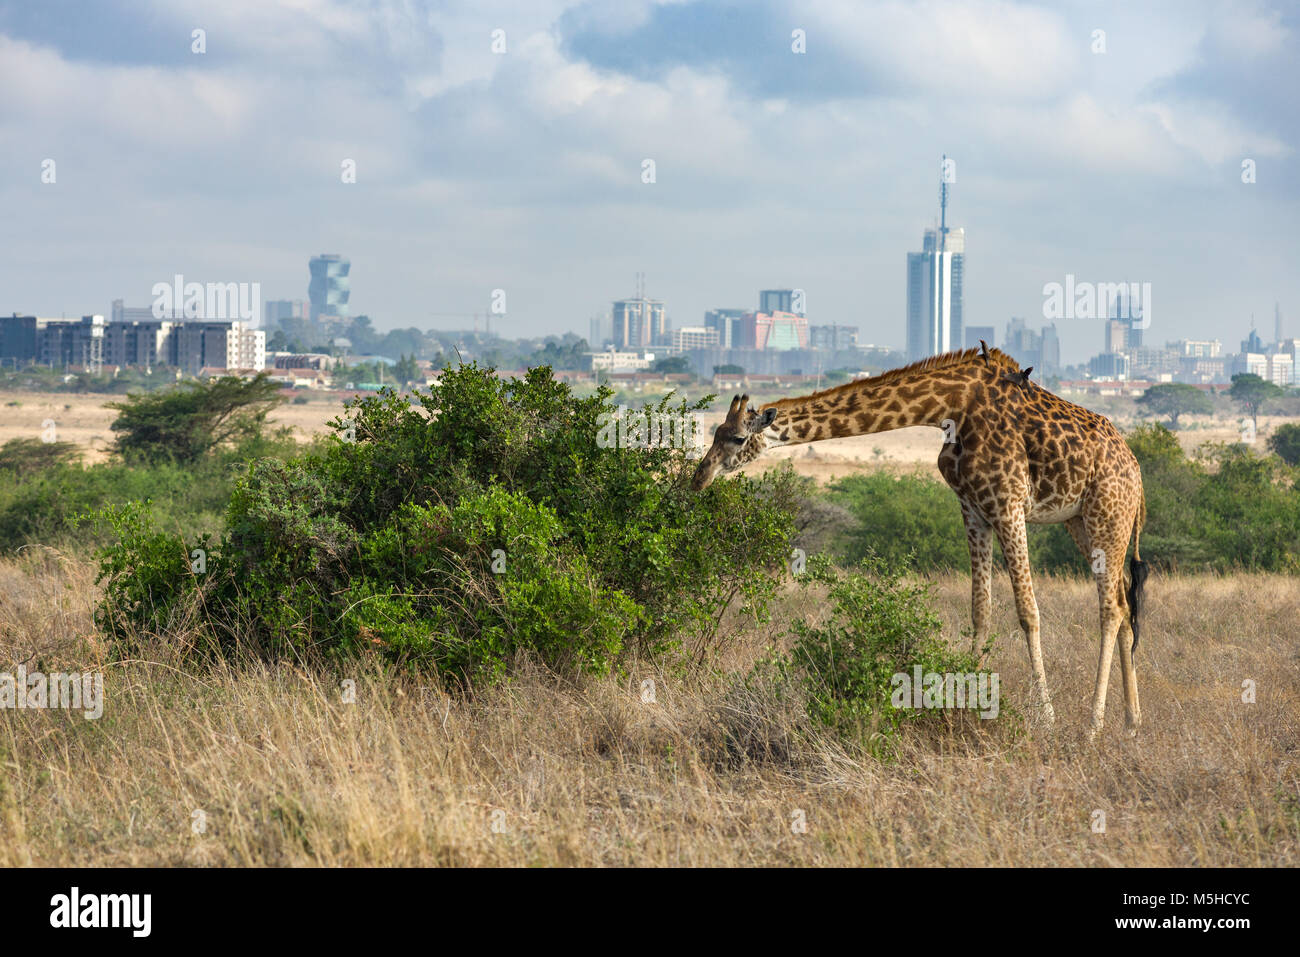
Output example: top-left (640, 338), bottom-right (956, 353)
top-left (692, 347), bottom-right (1149, 739)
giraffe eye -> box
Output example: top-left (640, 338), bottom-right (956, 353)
top-left (729, 436), bottom-right (746, 445)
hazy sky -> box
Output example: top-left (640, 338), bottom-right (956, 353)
top-left (2, 0), bottom-right (1297, 363)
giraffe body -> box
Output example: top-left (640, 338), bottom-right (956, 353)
top-left (692, 348), bottom-right (1148, 739)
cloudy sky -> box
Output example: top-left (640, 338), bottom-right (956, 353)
top-left (2, 0), bottom-right (1297, 363)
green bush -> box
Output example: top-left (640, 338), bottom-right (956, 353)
top-left (825, 472), bottom-right (1085, 575)
top-left (825, 473), bottom-right (969, 570)
top-left (768, 557), bottom-right (991, 754)
top-left (92, 364), bottom-right (802, 685)
top-left (89, 502), bottom-right (205, 652)
top-left (0, 432), bottom-right (299, 553)
top-left (1268, 423), bottom-right (1300, 466)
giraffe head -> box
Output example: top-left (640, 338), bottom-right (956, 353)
top-left (691, 394), bottom-right (777, 491)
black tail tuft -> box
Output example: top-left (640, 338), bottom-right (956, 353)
top-left (1127, 557), bottom-right (1149, 653)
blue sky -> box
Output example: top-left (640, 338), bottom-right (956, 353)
top-left (1, 0), bottom-right (1297, 363)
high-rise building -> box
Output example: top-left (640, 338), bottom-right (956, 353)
top-left (1104, 319), bottom-right (1128, 354)
top-left (174, 321), bottom-right (264, 374)
top-left (103, 320), bottom-right (178, 368)
top-left (0, 314), bottom-right (104, 368)
top-left (670, 326), bottom-right (720, 352)
top-left (0, 314), bottom-right (38, 364)
top-left (759, 290), bottom-right (798, 316)
top-left (612, 298), bottom-right (666, 349)
top-left (1089, 352), bottom-right (1131, 379)
top-left (1005, 317), bottom-right (1037, 365)
top-left (704, 308), bottom-right (747, 348)
top-left (754, 311), bottom-right (809, 350)
top-left (906, 226), bottom-right (965, 360)
top-left (1040, 324), bottom-right (1060, 374)
top-left (809, 324), bottom-right (858, 351)
top-left (1003, 318), bottom-right (1060, 376)
top-left (905, 158), bottom-right (964, 360)
top-left (265, 299), bottom-right (308, 330)
top-left (111, 299), bottom-right (162, 323)
top-left (1110, 292), bottom-right (1143, 348)
top-left (308, 254), bottom-right (350, 322)
top-left (1174, 339), bottom-right (1222, 358)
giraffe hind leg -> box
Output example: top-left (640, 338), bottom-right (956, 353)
top-left (1084, 508), bottom-right (1140, 741)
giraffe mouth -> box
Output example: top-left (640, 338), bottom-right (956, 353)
top-left (690, 460), bottom-right (718, 491)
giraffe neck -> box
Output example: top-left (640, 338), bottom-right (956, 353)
top-left (757, 364), bottom-right (985, 448)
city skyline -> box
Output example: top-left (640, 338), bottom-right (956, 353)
top-left (2, 1), bottom-right (1298, 366)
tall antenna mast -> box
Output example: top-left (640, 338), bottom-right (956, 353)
top-left (939, 154), bottom-right (949, 253)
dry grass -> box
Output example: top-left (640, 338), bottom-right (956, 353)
top-left (0, 548), bottom-right (1296, 866)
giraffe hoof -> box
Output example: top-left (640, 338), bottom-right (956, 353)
top-left (1124, 710), bottom-right (1141, 737)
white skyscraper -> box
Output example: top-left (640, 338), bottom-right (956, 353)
top-left (905, 157), bottom-right (964, 361)
top-left (907, 226), bottom-right (965, 360)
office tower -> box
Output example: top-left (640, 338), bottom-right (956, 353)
top-left (309, 254), bottom-right (350, 322)
top-left (611, 298), bottom-right (666, 350)
top-left (1110, 290), bottom-right (1143, 348)
top-left (111, 299), bottom-right (163, 323)
top-left (753, 312), bottom-right (809, 350)
top-left (759, 289), bottom-right (795, 316)
top-left (704, 308), bottom-right (746, 348)
top-left (1003, 317), bottom-right (1057, 375)
top-left (809, 324), bottom-right (859, 351)
top-left (670, 327), bottom-right (721, 352)
top-left (1039, 323), bottom-right (1060, 375)
top-left (265, 299), bottom-right (308, 330)
top-left (905, 158), bottom-right (964, 360)
top-left (1104, 319), bottom-right (1128, 354)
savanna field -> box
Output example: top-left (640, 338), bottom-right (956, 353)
top-left (1, 369), bottom-right (1298, 867)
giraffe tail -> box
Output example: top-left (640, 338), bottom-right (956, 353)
top-left (1126, 495), bottom-right (1148, 654)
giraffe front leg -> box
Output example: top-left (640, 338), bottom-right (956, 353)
top-left (962, 503), bottom-right (994, 667)
top-left (995, 511), bottom-right (1054, 726)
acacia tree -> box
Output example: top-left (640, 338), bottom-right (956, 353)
top-left (107, 373), bottom-right (284, 464)
top-left (1135, 383), bottom-right (1213, 429)
top-left (1229, 373), bottom-right (1285, 433)
top-left (1268, 422), bottom-right (1300, 466)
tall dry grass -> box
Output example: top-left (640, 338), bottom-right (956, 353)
top-left (0, 549), bottom-right (1296, 866)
